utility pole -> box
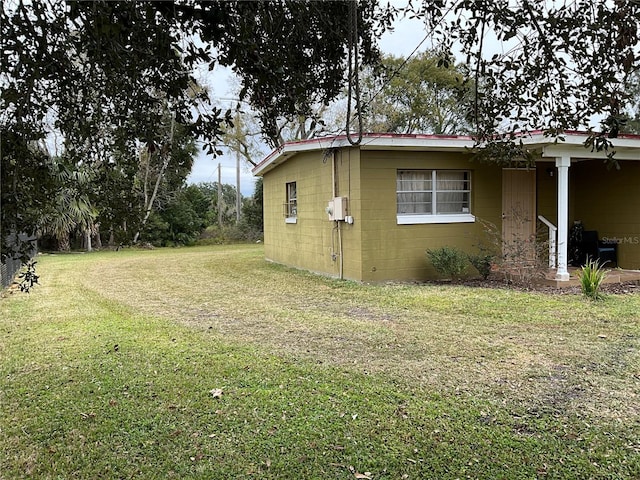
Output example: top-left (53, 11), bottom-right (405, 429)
top-left (236, 150), bottom-right (241, 224)
top-left (217, 163), bottom-right (222, 228)
top-left (235, 110), bottom-right (242, 224)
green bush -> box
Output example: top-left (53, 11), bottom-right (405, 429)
top-left (578, 258), bottom-right (606, 300)
top-left (197, 224), bottom-right (262, 245)
top-left (467, 252), bottom-right (495, 280)
top-left (426, 246), bottom-right (469, 279)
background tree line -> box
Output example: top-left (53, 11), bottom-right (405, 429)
top-left (38, 178), bottom-right (263, 251)
top-left (3, 1), bottom-right (640, 287)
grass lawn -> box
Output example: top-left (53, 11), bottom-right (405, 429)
top-left (1, 244), bottom-right (639, 479)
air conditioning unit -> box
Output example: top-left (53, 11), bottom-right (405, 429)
top-left (327, 196), bottom-right (348, 221)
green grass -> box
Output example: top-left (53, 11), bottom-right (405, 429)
top-left (1, 245), bottom-right (639, 479)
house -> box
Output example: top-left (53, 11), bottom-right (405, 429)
top-left (252, 132), bottom-right (640, 282)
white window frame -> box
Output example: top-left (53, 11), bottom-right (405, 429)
top-left (396, 169), bottom-right (475, 225)
top-left (284, 181), bottom-right (297, 223)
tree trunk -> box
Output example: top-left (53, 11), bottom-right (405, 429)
top-left (133, 115), bottom-right (175, 243)
top-left (58, 233), bottom-right (71, 252)
top-left (85, 231), bottom-right (92, 252)
top-left (94, 225), bottom-right (102, 249)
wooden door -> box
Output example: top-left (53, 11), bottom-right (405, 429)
top-left (502, 169), bottom-right (536, 258)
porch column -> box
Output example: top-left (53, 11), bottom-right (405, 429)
top-left (555, 155), bottom-right (571, 281)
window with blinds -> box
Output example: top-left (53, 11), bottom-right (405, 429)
top-left (284, 181), bottom-right (297, 222)
top-left (397, 170), bottom-right (473, 224)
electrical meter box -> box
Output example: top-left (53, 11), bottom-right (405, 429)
top-left (327, 196), bottom-right (348, 221)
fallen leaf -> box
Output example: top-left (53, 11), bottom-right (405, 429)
top-left (210, 388), bottom-right (223, 398)
top-left (354, 473), bottom-right (371, 479)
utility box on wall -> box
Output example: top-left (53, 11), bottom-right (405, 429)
top-left (327, 196), bottom-right (348, 221)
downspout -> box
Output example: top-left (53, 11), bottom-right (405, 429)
top-left (338, 221), bottom-right (343, 280)
top-left (332, 150), bottom-right (344, 279)
top-left (331, 150), bottom-right (337, 198)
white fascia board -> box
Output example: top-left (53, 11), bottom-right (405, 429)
top-left (252, 133), bottom-right (640, 177)
top-left (359, 135), bottom-right (473, 151)
top-left (252, 135), bottom-right (475, 176)
top-left (541, 144), bottom-right (640, 161)
top-left (252, 137), bottom-right (350, 176)
top-left (522, 133), bottom-right (640, 161)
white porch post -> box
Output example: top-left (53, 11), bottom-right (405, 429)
top-left (555, 156), bottom-right (571, 281)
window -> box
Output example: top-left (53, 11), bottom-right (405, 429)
top-left (396, 170), bottom-right (474, 224)
top-left (284, 181), bottom-right (297, 223)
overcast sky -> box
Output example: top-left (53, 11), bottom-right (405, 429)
top-left (186, 11), bottom-right (428, 196)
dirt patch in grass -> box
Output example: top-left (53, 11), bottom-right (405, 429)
top-left (430, 275), bottom-right (640, 295)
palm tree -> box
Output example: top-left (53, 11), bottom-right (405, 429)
top-left (39, 159), bottom-right (97, 251)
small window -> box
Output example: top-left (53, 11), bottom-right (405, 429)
top-left (284, 181), bottom-right (297, 222)
top-left (397, 170), bottom-right (474, 224)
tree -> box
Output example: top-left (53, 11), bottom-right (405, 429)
top-left (622, 71), bottom-right (640, 134)
top-left (132, 117), bottom-right (198, 243)
top-left (142, 184), bottom-right (209, 246)
top-left (2, 0), bottom-right (386, 271)
top-left (220, 108), bottom-right (267, 167)
top-left (241, 178), bottom-right (264, 234)
top-left (360, 52), bottom-right (473, 134)
top-left (38, 158), bottom-right (97, 251)
top-left (404, 1), bottom-right (640, 149)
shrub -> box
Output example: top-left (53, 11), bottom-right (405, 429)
top-left (426, 246), bottom-right (469, 279)
top-left (197, 224), bottom-right (263, 245)
top-left (467, 252), bottom-right (494, 280)
top-left (474, 216), bottom-right (549, 286)
top-left (578, 258), bottom-right (606, 300)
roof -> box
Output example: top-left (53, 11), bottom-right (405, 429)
top-left (252, 131), bottom-right (640, 176)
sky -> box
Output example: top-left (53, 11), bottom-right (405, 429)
top-left (185, 11), bottom-right (428, 196)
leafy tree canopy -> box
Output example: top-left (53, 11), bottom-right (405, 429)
top-left (1, 0), bottom-right (386, 265)
top-left (404, 0), bottom-right (640, 146)
top-left (360, 51), bottom-right (473, 134)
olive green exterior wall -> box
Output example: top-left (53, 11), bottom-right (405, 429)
top-left (261, 146), bottom-right (640, 281)
top-left (358, 151), bottom-right (502, 281)
top-left (572, 160), bottom-right (640, 269)
top-left (263, 147), bottom-right (504, 282)
top-left (262, 148), bottom-right (364, 280)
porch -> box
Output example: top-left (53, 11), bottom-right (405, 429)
top-left (504, 132), bottom-right (640, 282)
top-left (541, 267), bottom-right (640, 288)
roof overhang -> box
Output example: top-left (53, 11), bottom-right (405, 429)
top-left (252, 134), bottom-right (475, 176)
top-left (524, 132), bottom-right (640, 161)
top-left (252, 132), bottom-right (640, 176)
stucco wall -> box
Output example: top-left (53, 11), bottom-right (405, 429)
top-left (572, 160), bottom-right (640, 269)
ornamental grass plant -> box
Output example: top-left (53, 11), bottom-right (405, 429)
top-left (578, 258), bottom-right (607, 300)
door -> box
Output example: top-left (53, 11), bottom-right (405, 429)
top-left (502, 169), bottom-right (536, 259)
